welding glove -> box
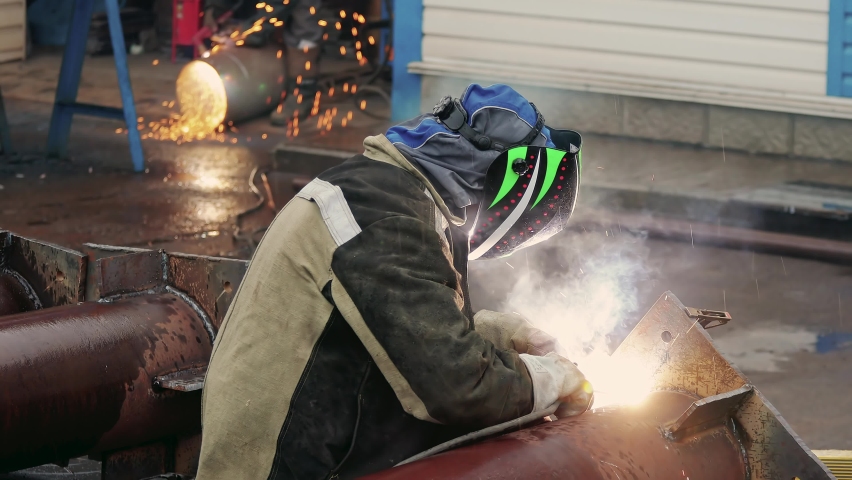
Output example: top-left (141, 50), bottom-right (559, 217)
top-left (520, 352), bottom-right (594, 418)
top-left (474, 310), bottom-right (562, 356)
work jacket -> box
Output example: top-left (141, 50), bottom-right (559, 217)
top-left (196, 135), bottom-right (540, 479)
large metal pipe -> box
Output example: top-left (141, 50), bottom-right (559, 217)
top-left (365, 391), bottom-right (746, 480)
top-left (0, 294), bottom-right (211, 473)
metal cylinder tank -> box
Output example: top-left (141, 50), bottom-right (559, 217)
top-left (176, 45), bottom-right (285, 127)
top-left (364, 391), bottom-right (748, 480)
top-left (0, 294), bottom-right (211, 472)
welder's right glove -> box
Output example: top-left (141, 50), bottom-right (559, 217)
top-left (519, 352), bottom-right (594, 417)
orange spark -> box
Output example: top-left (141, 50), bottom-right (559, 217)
top-left (309, 6), bottom-right (315, 14)
top-left (368, 35), bottom-right (375, 45)
top-left (339, 10), bottom-right (346, 18)
top-left (360, 100), bottom-right (367, 110)
top-left (318, 19), bottom-right (327, 26)
top-left (152, 59), bottom-right (159, 65)
top-left (340, 46), bottom-right (346, 55)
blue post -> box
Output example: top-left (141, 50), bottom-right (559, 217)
top-left (46, 0), bottom-right (145, 171)
top-left (390, 0), bottom-right (423, 122)
top-left (827, 0), bottom-right (844, 96)
top-left (46, 0), bottom-right (96, 159)
top-left (104, 0), bottom-right (144, 171)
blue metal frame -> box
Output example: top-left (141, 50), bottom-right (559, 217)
top-left (390, 0), bottom-right (423, 122)
top-left (46, 0), bottom-right (145, 171)
top-left (827, 0), bottom-right (852, 97)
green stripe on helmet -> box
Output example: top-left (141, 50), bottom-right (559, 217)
top-left (488, 145), bottom-right (527, 209)
top-left (532, 147), bottom-right (564, 209)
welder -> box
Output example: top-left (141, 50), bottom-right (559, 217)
top-left (196, 84), bottom-right (590, 480)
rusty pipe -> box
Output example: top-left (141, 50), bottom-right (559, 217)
top-left (0, 271), bottom-right (38, 317)
top-left (0, 294), bottom-right (211, 473)
top-left (365, 391), bottom-right (746, 480)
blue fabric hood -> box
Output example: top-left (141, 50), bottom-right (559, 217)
top-left (386, 84), bottom-right (554, 209)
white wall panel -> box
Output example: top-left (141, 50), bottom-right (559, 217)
top-left (420, 0), bottom-right (832, 107)
top-left (424, 0), bottom-right (828, 41)
top-left (423, 9), bottom-right (827, 73)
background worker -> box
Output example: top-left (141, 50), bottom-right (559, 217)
top-left (196, 83), bottom-right (590, 480)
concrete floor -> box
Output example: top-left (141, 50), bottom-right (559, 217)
top-left (1, 50), bottom-right (851, 477)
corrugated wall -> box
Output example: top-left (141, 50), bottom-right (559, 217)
top-left (417, 0), bottom-right (836, 112)
top-left (0, 0), bottom-right (25, 63)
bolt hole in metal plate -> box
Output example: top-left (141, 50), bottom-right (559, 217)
top-left (661, 330), bottom-right (673, 343)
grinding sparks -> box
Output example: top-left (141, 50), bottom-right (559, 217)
top-left (360, 100), bottom-right (367, 110)
top-left (368, 35), bottom-right (375, 45)
top-left (152, 59), bottom-right (159, 65)
top-left (154, 60), bottom-right (229, 142)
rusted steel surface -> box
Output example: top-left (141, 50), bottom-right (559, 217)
top-left (613, 292), bottom-right (833, 479)
top-left (366, 391), bottom-right (746, 480)
top-left (2, 233), bottom-right (86, 307)
top-left (0, 271), bottom-right (37, 316)
top-left (0, 294), bottom-right (211, 473)
top-left (166, 253), bottom-right (247, 329)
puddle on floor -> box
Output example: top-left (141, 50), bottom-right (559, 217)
top-left (712, 327), bottom-right (817, 372)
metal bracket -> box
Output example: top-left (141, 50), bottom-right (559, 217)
top-left (666, 385), bottom-right (754, 440)
top-left (153, 366), bottom-right (207, 392)
top-left (685, 307), bottom-right (732, 329)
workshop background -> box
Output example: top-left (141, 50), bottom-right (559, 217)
top-left (1, 0), bottom-right (852, 478)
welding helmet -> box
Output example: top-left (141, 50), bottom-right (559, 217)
top-left (431, 93), bottom-right (582, 260)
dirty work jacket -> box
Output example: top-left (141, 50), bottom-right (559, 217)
top-left (196, 134), bottom-right (536, 480)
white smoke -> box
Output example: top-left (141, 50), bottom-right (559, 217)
top-left (497, 229), bottom-right (652, 356)
top-left (470, 227), bottom-right (658, 405)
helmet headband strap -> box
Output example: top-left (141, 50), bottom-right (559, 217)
top-left (433, 96), bottom-right (545, 151)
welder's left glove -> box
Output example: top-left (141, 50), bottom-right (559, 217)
top-left (474, 310), bottom-right (562, 356)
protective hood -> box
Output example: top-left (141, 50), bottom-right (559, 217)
top-left (386, 84), bottom-right (555, 209)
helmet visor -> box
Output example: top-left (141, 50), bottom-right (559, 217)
top-left (469, 141), bottom-right (581, 260)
